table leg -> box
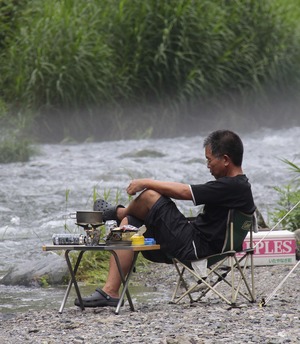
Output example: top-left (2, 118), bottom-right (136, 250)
top-left (59, 250), bottom-right (85, 313)
top-left (111, 251), bottom-right (139, 315)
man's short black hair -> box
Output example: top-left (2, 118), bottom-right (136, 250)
top-left (203, 130), bottom-right (244, 166)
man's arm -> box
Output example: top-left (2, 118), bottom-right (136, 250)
top-left (126, 178), bottom-right (192, 200)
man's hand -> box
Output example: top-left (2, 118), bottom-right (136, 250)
top-left (126, 178), bottom-right (192, 200)
top-left (126, 179), bottom-right (147, 195)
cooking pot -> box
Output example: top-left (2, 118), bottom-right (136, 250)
top-left (71, 211), bottom-right (103, 224)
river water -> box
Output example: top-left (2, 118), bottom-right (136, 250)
top-left (0, 126), bottom-right (299, 314)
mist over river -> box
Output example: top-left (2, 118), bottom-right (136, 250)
top-left (0, 126), bottom-right (299, 314)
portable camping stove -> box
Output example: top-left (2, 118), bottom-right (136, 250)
top-left (76, 222), bottom-right (103, 246)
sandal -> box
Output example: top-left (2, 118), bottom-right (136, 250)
top-left (74, 288), bottom-right (122, 308)
top-left (93, 199), bottom-right (124, 224)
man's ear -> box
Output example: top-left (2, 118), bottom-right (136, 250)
top-left (223, 154), bottom-right (231, 166)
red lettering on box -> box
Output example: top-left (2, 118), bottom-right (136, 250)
top-left (243, 238), bottom-right (296, 256)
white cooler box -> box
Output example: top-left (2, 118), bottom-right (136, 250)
top-left (237, 230), bottom-right (297, 266)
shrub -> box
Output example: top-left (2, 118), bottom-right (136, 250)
top-left (271, 184), bottom-right (300, 231)
top-left (0, 99), bottom-right (34, 163)
top-left (270, 160), bottom-right (300, 232)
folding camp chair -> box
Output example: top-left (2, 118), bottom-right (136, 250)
top-left (171, 209), bottom-right (257, 307)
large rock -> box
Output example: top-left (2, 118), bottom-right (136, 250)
top-left (0, 253), bottom-right (69, 287)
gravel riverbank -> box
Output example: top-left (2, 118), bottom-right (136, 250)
top-left (0, 263), bottom-right (299, 344)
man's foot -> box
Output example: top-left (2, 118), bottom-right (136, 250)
top-left (74, 288), bottom-right (122, 308)
top-left (93, 199), bottom-right (124, 224)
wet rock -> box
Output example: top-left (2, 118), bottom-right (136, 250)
top-left (0, 253), bottom-right (68, 286)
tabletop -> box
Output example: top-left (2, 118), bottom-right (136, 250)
top-left (42, 244), bottom-right (161, 252)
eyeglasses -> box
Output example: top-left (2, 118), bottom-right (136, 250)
top-left (206, 156), bottom-right (220, 166)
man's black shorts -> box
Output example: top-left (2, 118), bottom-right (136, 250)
top-left (128, 196), bottom-right (200, 263)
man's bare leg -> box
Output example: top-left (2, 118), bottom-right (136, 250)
top-left (115, 189), bottom-right (161, 222)
top-left (102, 250), bottom-right (134, 298)
top-left (101, 217), bottom-right (133, 298)
top-left (102, 190), bottom-right (161, 298)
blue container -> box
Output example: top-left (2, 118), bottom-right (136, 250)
top-left (144, 238), bottom-right (156, 245)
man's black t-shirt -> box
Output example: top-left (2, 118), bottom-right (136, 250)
top-left (190, 174), bottom-right (256, 257)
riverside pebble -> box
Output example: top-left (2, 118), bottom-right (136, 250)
top-left (0, 263), bottom-right (299, 344)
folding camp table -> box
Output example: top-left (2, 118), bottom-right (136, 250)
top-left (42, 243), bottom-right (160, 314)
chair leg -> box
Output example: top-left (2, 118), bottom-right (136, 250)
top-left (227, 254), bottom-right (256, 304)
top-left (250, 252), bottom-right (256, 301)
top-left (172, 251), bottom-right (256, 306)
top-left (237, 253), bottom-right (256, 302)
top-left (230, 256), bottom-right (235, 304)
top-left (196, 254), bottom-right (255, 305)
top-left (195, 261), bottom-right (234, 305)
top-left (171, 260), bottom-right (195, 304)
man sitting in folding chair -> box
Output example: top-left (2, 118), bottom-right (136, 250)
top-left (75, 130), bottom-right (256, 308)
top-left (171, 208), bottom-right (257, 306)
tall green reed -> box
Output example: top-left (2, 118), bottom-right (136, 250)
top-left (2, 0), bottom-right (299, 108)
top-left (1, 0), bottom-right (300, 142)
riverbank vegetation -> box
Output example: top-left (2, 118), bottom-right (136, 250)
top-left (0, 99), bottom-right (36, 163)
top-left (271, 160), bottom-right (300, 232)
top-left (1, 0), bottom-right (300, 159)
